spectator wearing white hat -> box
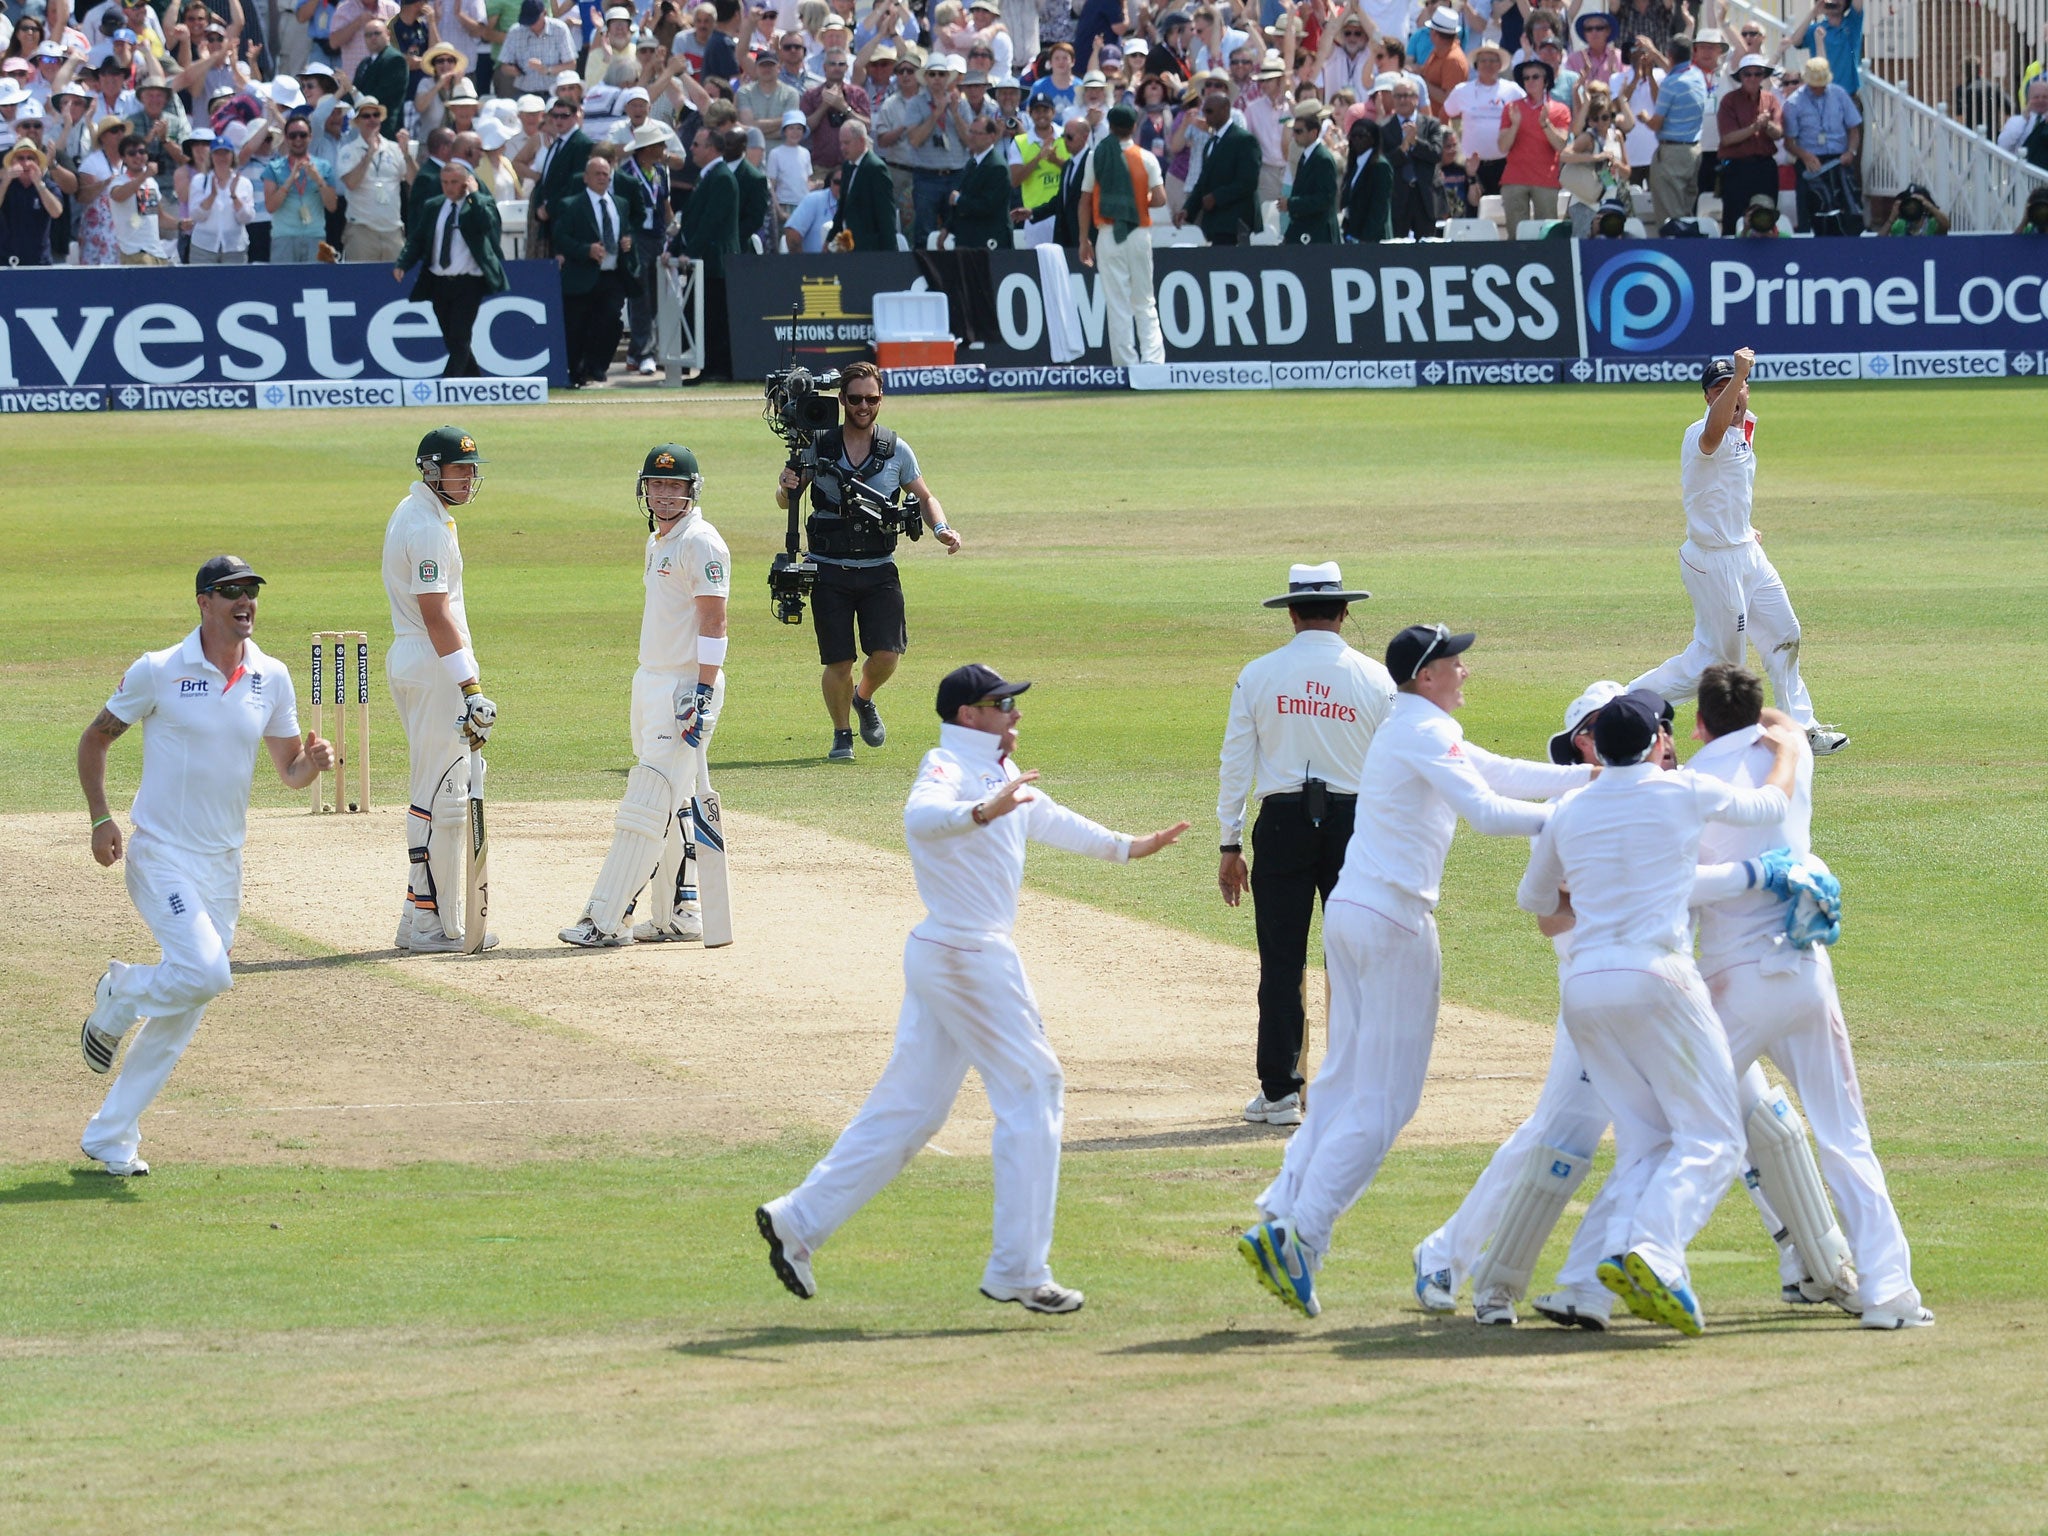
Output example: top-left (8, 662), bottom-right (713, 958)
top-left (618, 120), bottom-right (673, 372)
top-left (1419, 6), bottom-right (1468, 113)
top-left (1715, 51), bottom-right (1782, 236)
top-left (1782, 54), bottom-right (1861, 233)
top-left (1445, 42), bottom-right (1523, 206)
top-left (1242, 52), bottom-right (1290, 207)
top-left (585, 6), bottom-right (637, 86)
top-left (473, 112), bottom-right (523, 198)
top-left (601, 83), bottom-right (652, 143)
top-left (766, 104), bottom-right (811, 218)
top-left (905, 50), bottom-right (970, 244)
top-left (2, 138), bottom-right (66, 264)
top-left (1314, 3), bottom-right (1376, 98)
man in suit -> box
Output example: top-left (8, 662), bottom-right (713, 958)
top-left (1051, 118), bottom-right (1093, 248)
top-left (1177, 86), bottom-right (1262, 244)
top-left (677, 127), bottom-right (740, 380)
top-left (394, 158), bottom-right (510, 379)
top-left (1341, 118), bottom-right (1395, 243)
top-left (726, 127), bottom-right (772, 254)
top-left (1283, 104), bottom-right (1340, 244)
top-left (618, 122), bottom-right (674, 375)
top-left (554, 151), bottom-right (638, 387)
top-left (405, 126), bottom-right (457, 231)
top-left (1379, 76), bottom-right (1447, 240)
top-left (830, 120), bottom-right (900, 250)
top-left (529, 99), bottom-right (593, 260)
top-left (944, 114), bottom-right (1014, 249)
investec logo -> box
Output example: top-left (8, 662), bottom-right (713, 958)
top-left (113, 383), bottom-right (254, 410)
top-left (257, 379), bottom-right (405, 409)
top-left (1586, 250), bottom-right (1695, 352)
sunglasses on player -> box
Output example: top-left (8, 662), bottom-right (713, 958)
top-left (971, 696), bottom-right (1020, 713)
top-left (207, 582), bottom-right (263, 600)
top-left (844, 391), bottom-right (882, 405)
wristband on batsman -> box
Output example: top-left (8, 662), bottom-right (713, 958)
top-left (442, 648), bottom-right (479, 686)
top-left (697, 634), bottom-right (729, 668)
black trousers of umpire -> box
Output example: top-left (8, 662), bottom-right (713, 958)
top-left (429, 273), bottom-right (490, 378)
top-left (1249, 790), bottom-right (1356, 1104)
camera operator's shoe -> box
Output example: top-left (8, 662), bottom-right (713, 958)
top-left (828, 728), bottom-right (855, 762)
top-left (852, 692), bottom-right (886, 748)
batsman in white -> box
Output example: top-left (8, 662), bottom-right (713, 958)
top-left (77, 556), bottom-right (335, 1175)
top-left (1413, 680), bottom-right (1855, 1329)
top-left (382, 425), bottom-right (498, 952)
top-left (1516, 690), bottom-right (1801, 1337)
top-left (560, 444), bottom-right (732, 947)
top-left (755, 665), bottom-right (1189, 1315)
top-left (1688, 663), bottom-right (1931, 1329)
top-left (1238, 625), bottom-right (1591, 1320)
top-left (1629, 348), bottom-right (1850, 756)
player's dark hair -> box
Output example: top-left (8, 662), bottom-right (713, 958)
top-left (1696, 664), bottom-right (1764, 739)
top-left (1291, 599), bottom-right (1347, 623)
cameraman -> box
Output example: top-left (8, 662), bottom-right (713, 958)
top-left (776, 363), bottom-right (963, 762)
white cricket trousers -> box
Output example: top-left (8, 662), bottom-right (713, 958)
top-left (387, 635), bottom-right (478, 940)
top-left (772, 926), bottom-right (1066, 1292)
top-left (1257, 887), bottom-right (1440, 1260)
top-left (1096, 225), bottom-right (1165, 367)
top-left (1709, 946), bottom-right (1920, 1310)
top-left (1559, 946), bottom-right (1743, 1291)
top-left (1629, 538), bottom-right (1816, 727)
top-left (1415, 1015), bottom-right (1609, 1291)
top-left (83, 832), bottom-right (241, 1164)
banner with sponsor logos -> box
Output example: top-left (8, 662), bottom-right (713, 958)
top-left (1578, 236), bottom-right (2048, 381)
top-left (726, 244), bottom-right (1582, 381)
top-left (0, 261), bottom-right (568, 400)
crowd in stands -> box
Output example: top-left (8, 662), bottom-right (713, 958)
top-left (3, 0), bottom-right (2045, 365)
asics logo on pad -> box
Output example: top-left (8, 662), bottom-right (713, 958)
top-left (1587, 251), bottom-right (1695, 353)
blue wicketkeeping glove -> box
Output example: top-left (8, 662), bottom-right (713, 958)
top-left (1782, 859), bottom-right (1842, 949)
top-left (1755, 846), bottom-right (1801, 898)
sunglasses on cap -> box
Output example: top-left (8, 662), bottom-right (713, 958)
top-left (1411, 622), bottom-right (1453, 673)
top-left (207, 582), bottom-right (263, 600)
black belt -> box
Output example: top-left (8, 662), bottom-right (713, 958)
top-left (1264, 790), bottom-right (1357, 804)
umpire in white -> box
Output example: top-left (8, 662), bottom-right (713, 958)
top-left (1217, 563), bottom-right (1395, 1126)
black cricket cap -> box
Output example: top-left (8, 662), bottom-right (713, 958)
top-left (1385, 623), bottom-right (1475, 685)
top-left (936, 664), bottom-right (1031, 719)
top-left (1702, 356), bottom-right (1737, 392)
top-left (196, 554), bottom-right (264, 593)
top-left (1592, 690), bottom-right (1665, 764)
top-left (518, 0), bottom-right (545, 22)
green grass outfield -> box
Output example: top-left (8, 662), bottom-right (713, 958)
top-left (2, 384), bottom-right (2044, 1532)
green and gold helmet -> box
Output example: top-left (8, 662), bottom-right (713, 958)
top-left (638, 443), bottom-right (702, 528)
top-left (416, 425), bottom-right (487, 505)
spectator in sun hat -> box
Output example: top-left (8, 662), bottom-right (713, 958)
top-left (1715, 51), bottom-right (1782, 235)
top-left (1566, 8), bottom-right (1624, 85)
top-left (1418, 7), bottom-right (1469, 108)
top-left (2, 137), bottom-right (66, 265)
top-left (1497, 52), bottom-right (1568, 232)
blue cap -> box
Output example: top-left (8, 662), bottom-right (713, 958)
top-left (1592, 690), bottom-right (1665, 765)
top-left (936, 664), bottom-right (1031, 719)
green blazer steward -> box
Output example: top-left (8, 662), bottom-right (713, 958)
top-left (396, 186), bottom-right (511, 295)
top-left (534, 128), bottom-right (595, 219)
top-left (1186, 120), bottom-right (1262, 241)
top-left (831, 148), bottom-right (900, 251)
top-left (946, 145), bottom-right (1012, 249)
top-left (677, 157), bottom-right (741, 278)
top-left (1284, 136), bottom-right (1341, 244)
top-left (552, 183), bottom-right (642, 294)
top-left (733, 155), bottom-right (771, 250)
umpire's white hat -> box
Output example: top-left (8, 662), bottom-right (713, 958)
top-left (1263, 561), bottom-right (1371, 609)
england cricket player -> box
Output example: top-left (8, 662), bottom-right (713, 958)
top-left (1516, 690), bottom-right (1800, 1336)
top-left (1415, 681), bottom-right (1851, 1328)
top-left (1688, 664), bottom-right (1931, 1329)
top-left (383, 426), bottom-right (497, 952)
top-left (77, 556), bottom-right (335, 1175)
top-left (1629, 348), bottom-right (1850, 756)
top-left (755, 665), bottom-right (1189, 1315)
top-left (1239, 625), bottom-right (1591, 1320)
top-left (560, 445), bottom-right (731, 947)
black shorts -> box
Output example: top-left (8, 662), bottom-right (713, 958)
top-left (811, 563), bottom-right (908, 665)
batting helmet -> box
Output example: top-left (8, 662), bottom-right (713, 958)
top-left (638, 443), bottom-right (703, 529)
top-left (416, 425), bottom-right (487, 505)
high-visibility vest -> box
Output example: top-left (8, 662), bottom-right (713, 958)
top-left (1014, 131), bottom-right (1069, 211)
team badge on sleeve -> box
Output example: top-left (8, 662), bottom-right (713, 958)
top-left (419, 559), bottom-right (440, 583)
top-left (705, 560), bottom-right (726, 585)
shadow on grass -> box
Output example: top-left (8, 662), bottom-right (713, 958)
top-left (1112, 1312), bottom-right (1817, 1358)
top-left (0, 1170), bottom-right (145, 1205)
top-left (1066, 1123), bottom-right (1288, 1154)
top-left (233, 951), bottom-right (397, 973)
top-left (672, 1325), bottom-right (1015, 1359)
top-left (612, 758), bottom-right (834, 773)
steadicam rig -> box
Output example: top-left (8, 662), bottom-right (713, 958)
top-left (762, 367), bottom-right (841, 625)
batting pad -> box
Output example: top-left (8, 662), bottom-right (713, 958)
top-left (1746, 1088), bottom-right (1855, 1298)
top-left (585, 763), bottom-right (675, 933)
top-left (1471, 1143), bottom-right (1591, 1301)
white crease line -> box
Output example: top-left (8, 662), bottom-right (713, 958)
top-left (154, 1095), bottom-right (704, 1116)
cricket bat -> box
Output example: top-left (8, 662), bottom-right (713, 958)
top-left (689, 747), bottom-right (732, 948)
top-left (463, 744), bottom-right (489, 955)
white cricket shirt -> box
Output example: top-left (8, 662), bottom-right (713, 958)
top-left (382, 483), bottom-right (472, 648)
top-left (1216, 629), bottom-right (1397, 843)
top-left (106, 629), bottom-right (300, 857)
top-left (1518, 762), bottom-right (1790, 957)
top-left (637, 511), bottom-right (732, 672)
top-left (1680, 410), bottom-right (1759, 550)
top-left (904, 722), bottom-right (1130, 937)
top-left (1690, 723), bottom-right (1816, 965)
top-left (1333, 693), bottom-right (1591, 913)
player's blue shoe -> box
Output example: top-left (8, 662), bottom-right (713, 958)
top-left (1239, 1220), bottom-right (1320, 1318)
top-left (1413, 1244), bottom-right (1455, 1313)
top-left (1595, 1254), bottom-right (1661, 1324)
top-left (1623, 1250), bottom-right (1705, 1337)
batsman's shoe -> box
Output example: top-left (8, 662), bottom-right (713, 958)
top-left (1623, 1250), bottom-right (1705, 1337)
top-left (632, 910), bottom-right (703, 944)
top-left (981, 1281), bottom-right (1085, 1315)
top-left (1412, 1244), bottom-right (1456, 1314)
top-left (827, 728), bottom-right (855, 762)
top-left (852, 691), bottom-right (886, 748)
top-left (1859, 1294), bottom-right (1935, 1331)
top-left (1806, 725), bottom-right (1850, 756)
top-left (1532, 1289), bottom-right (1610, 1331)
top-left (1240, 1221), bottom-right (1320, 1318)
top-left (755, 1204), bottom-right (815, 1300)
top-left (81, 967), bottom-right (129, 1075)
top-left (1595, 1255), bottom-right (1661, 1324)
top-left (1243, 1092), bottom-right (1303, 1127)
top-left (82, 1143), bottom-right (148, 1177)
top-left (1473, 1287), bottom-right (1517, 1326)
top-left (407, 928), bottom-right (500, 953)
top-left (558, 915), bottom-right (630, 949)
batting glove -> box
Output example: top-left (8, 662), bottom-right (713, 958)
top-left (461, 691), bottom-right (497, 745)
top-left (682, 681), bottom-right (717, 747)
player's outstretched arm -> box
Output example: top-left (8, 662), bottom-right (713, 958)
top-left (1700, 345), bottom-right (1754, 453)
top-left (1127, 821), bottom-right (1192, 860)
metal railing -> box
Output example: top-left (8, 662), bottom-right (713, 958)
top-left (1716, 0), bottom-right (2048, 229)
